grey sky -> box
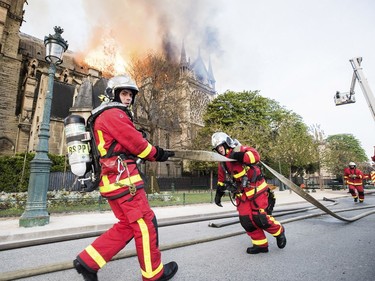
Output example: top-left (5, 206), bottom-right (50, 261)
top-left (21, 0), bottom-right (375, 160)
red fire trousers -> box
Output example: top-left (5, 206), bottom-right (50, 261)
top-left (236, 190), bottom-right (283, 248)
top-left (76, 189), bottom-right (165, 280)
top-left (348, 184), bottom-right (365, 202)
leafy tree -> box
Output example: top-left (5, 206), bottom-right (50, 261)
top-left (128, 52), bottom-right (185, 145)
top-left (309, 124), bottom-right (327, 188)
top-left (199, 90), bottom-right (284, 155)
top-left (0, 154), bottom-right (67, 192)
top-left (322, 134), bottom-right (368, 177)
top-left (191, 90), bottom-right (317, 178)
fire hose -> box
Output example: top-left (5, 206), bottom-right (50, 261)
top-left (261, 161), bottom-right (375, 222)
top-left (2, 202), bottom-right (375, 281)
top-left (209, 199), bottom-right (339, 228)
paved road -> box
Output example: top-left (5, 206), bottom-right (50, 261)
top-left (2, 195), bottom-right (375, 281)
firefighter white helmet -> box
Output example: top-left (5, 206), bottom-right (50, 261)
top-left (349, 162), bottom-right (356, 167)
top-left (105, 74), bottom-right (139, 104)
top-left (211, 132), bottom-right (239, 150)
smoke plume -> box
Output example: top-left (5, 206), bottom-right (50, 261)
top-left (77, 0), bottom-right (222, 70)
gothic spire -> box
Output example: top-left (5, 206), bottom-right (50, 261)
top-left (180, 40), bottom-right (188, 66)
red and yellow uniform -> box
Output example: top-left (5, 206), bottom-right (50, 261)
top-left (76, 107), bottom-right (165, 281)
top-left (371, 171), bottom-right (375, 184)
top-left (344, 166), bottom-right (365, 202)
top-left (217, 145), bottom-right (284, 249)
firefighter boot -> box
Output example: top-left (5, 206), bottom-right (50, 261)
top-left (73, 259), bottom-right (98, 281)
top-left (276, 227), bottom-right (287, 249)
top-left (157, 261), bottom-right (178, 281)
top-left (354, 197), bottom-right (358, 202)
top-left (246, 245), bottom-right (269, 254)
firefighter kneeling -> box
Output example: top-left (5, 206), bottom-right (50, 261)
top-left (212, 132), bottom-right (286, 254)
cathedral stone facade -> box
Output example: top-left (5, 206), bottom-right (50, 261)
top-left (0, 0), bottom-right (217, 176)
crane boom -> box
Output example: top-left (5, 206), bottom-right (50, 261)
top-left (349, 57), bottom-right (375, 122)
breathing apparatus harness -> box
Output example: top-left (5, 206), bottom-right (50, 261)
top-left (221, 160), bottom-right (275, 214)
top-left (221, 162), bottom-right (260, 207)
top-left (65, 102), bottom-right (139, 193)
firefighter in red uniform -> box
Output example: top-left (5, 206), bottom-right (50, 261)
top-left (343, 162), bottom-right (365, 203)
top-left (73, 75), bottom-right (178, 281)
top-left (212, 132), bottom-right (286, 254)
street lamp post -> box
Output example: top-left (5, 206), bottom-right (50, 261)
top-left (19, 26), bottom-right (68, 227)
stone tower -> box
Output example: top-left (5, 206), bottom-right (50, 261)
top-left (178, 42), bottom-right (216, 147)
top-left (0, 2), bottom-right (218, 179)
top-left (0, 0), bottom-right (102, 156)
top-left (0, 0), bottom-right (26, 155)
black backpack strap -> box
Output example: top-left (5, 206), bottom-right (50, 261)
top-left (248, 165), bottom-right (264, 183)
top-left (102, 140), bottom-right (118, 158)
top-left (83, 102), bottom-right (135, 192)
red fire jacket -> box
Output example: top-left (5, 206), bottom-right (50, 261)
top-left (93, 107), bottom-right (158, 198)
top-left (217, 146), bottom-right (267, 199)
top-left (343, 167), bottom-right (364, 186)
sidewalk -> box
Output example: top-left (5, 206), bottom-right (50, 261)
top-left (0, 189), bottom-right (351, 246)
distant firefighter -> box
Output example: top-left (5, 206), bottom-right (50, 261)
top-left (343, 162), bottom-right (365, 203)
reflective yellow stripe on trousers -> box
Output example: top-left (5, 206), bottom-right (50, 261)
top-left (138, 218), bottom-right (164, 279)
top-left (252, 238), bottom-right (268, 245)
top-left (85, 245), bottom-right (106, 268)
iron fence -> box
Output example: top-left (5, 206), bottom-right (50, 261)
top-left (48, 171), bottom-right (217, 192)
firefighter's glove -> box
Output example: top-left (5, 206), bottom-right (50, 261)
top-left (224, 181), bottom-right (238, 193)
top-left (155, 146), bottom-right (175, 162)
top-left (349, 174), bottom-right (357, 179)
top-left (229, 151), bottom-right (245, 162)
top-left (215, 187), bottom-right (225, 207)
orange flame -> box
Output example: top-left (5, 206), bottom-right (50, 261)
top-left (83, 34), bottom-right (128, 76)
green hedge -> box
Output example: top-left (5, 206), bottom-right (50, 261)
top-left (0, 153), bottom-right (68, 193)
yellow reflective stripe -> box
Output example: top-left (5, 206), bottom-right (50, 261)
top-left (142, 262), bottom-right (163, 279)
top-left (346, 181), bottom-right (362, 186)
top-left (138, 218), bottom-right (164, 279)
top-left (273, 225), bottom-right (283, 237)
top-left (97, 130), bottom-right (107, 156)
top-left (139, 218), bottom-right (151, 273)
top-left (252, 238), bottom-right (268, 245)
top-left (233, 168), bottom-right (246, 179)
top-left (246, 151), bottom-right (256, 163)
top-left (218, 182), bottom-right (225, 186)
top-left (99, 174), bottom-right (143, 193)
top-left (85, 245), bottom-right (106, 268)
top-left (138, 143), bottom-right (153, 158)
top-left (102, 175), bottom-right (110, 186)
top-left (245, 181), bottom-right (267, 197)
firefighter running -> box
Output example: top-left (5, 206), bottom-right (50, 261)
top-left (343, 162), bottom-right (365, 203)
top-left (211, 132), bottom-right (286, 254)
top-left (73, 74), bottom-right (178, 281)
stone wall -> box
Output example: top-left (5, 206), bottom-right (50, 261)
top-left (0, 0), bottom-right (25, 155)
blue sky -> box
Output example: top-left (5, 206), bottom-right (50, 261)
top-left (21, 0), bottom-right (375, 160)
